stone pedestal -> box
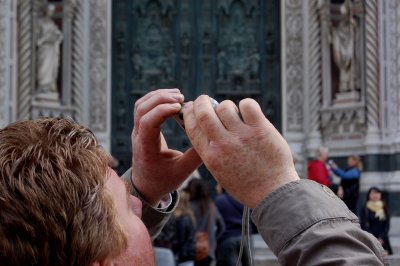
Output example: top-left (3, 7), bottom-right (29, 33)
top-left (334, 90), bottom-right (360, 104)
top-left (31, 96), bottom-right (73, 119)
top-left (35, 91), bottom-right (60, 103)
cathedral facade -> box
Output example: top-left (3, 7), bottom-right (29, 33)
top-left (0, 0), bottom-right (399, 212)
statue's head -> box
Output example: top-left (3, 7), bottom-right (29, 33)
top-left (340, 0), bottom-right (352, 17)
top-left (46, 4), bottom-right (56, 16)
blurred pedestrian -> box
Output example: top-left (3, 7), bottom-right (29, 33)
top-left (215, 188), bottom-right (251, 266)
top-left (186, 179), bottom-right (225, 266)
top-left (330, 155), bottom-right (362, 214)
top-left (154, 216), bottom-right (177, 266)
top-left (173, 191), bottom-right (196, 266)
top-left (307, 146), bottom-right (331, 187)
top-left (360, 187), bottom-right (393, 255)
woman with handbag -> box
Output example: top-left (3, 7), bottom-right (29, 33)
top-left (185, 179), bottom-right (225, 266)
top-left (173, 191), bottom-right (197, 266)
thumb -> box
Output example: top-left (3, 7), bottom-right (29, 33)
top-left (176, 147), bottom-right (203, 178)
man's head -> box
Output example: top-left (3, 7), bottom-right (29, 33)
top-left (0, 118), bottom-right (153, 265)
top-left (316, 146), bottom-right (329, 162)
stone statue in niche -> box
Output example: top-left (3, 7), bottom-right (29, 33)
top-left (36, 4), bottom-right (63, 96)
top-left (131, 52), bottom-right (143, 80)
top-left (217, 49), bottom-right (229, 81)
top-left (158, 48), bottom-right (175, 81)
top-left (246, 48), bottom-right (260, 80)
top-left (181, 32), bottom-right (190, 56)
top-left (202, 32), bottom-right (211, 56)
top-left (331, 0), bottom-right (357, 93)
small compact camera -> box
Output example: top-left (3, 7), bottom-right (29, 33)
top-left (173, 98), bottom-right (219, 129)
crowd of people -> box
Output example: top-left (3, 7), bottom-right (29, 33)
top-left (307, 146), bottom-right (393, 255)
top-left (0, 88), bottom-right (389, 265)
top-left (153, 177), bottom-right (255, 266)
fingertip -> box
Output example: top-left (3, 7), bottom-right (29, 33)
top-left (239, 98), bottom-right (259, 108)
top-left (238, 99), bottom-right (265, 125)
top-left (171, 103), bottom-right (182, 111)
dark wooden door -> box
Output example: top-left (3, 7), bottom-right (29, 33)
top-left (111, 0), bottom-right (281, 174)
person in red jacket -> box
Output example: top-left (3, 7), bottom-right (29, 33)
top-left (307, 146), bottom-right (331, 187)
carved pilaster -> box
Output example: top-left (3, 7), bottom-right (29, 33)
top-left (397, 1), bottom-right (400, 142)
top-left (364, 0), bottom-right (380, 137)
top-left (71, 0), bottom-right (84, 123)
top-left (17, 0), bottom-right (35, 120)
top-left (0, 0), bottom-right (8, 127)
top-left (319, 0), bottom-right (332, 108)
top-left (307, 0), bottom-right (322, 148)
top-left (89, 0), bottom-right (108, 132)
top-left (285, 0), bottom-right (303, 132)
top-left (385, 0), bottom-right (399, 143)
top-left (61, 0), bottom-right (74, 106)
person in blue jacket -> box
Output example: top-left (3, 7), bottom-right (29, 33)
top-left (215, 188), bottom-right (252, 266)
top-left (330, 155), bottom-right (362, 214)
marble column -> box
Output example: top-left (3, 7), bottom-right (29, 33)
top-left (364, 0), bottom-right (380, 145)
top-left (306, 0), bottom-right (323, 154)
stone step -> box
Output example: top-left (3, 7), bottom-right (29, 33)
top-left (389, 217), bottom-right (400, 236)
top-left (252, 234), bottom-right (274, 257)
top-left (251, 234), bottom-right (278, 265)
top-left (388, 254), bottom-right (400, 266)
top-left (390, 236), bottom-right (400, 254)
top-left (252, 254), bottom-right (279, 266)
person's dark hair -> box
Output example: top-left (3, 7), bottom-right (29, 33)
top-left (366, 186), bottom-right (382, 203)
top-left (0, 118), bottom-right (127, 265)
top-left (175, 191), bottom-right (196, 226)
top-left (185, 178), bottom-right (210, 215)
top-left (365, 186), bottom-right (389, 213)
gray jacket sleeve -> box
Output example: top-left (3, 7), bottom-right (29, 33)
top-left (121, 169), bottom-right (178, 239)
top-left (251, 179), bottom-right (388, 266)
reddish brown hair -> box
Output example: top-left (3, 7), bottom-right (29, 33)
top-left (0, 118), bottom-right (127, 265)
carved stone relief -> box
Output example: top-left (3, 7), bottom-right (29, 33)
top-left (130, 1), bottom-right (176, 92)
top-left (321, 104), bottom-right (365, 137)
top-left (285, 0), bottom-right (303, 132)
top-left (216, 1), bottom-right (261, 95)
top-left (111, 0), bottom-right (281, 171)
top-left (89, 0), bottom-right (109, 132)
top-left (178, 1), bottom-right (191, 96)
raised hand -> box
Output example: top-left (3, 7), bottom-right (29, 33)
top-left (131, 89), bottom-right (202, 206)
top-left (183, 95), bottom-right (299, 208)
